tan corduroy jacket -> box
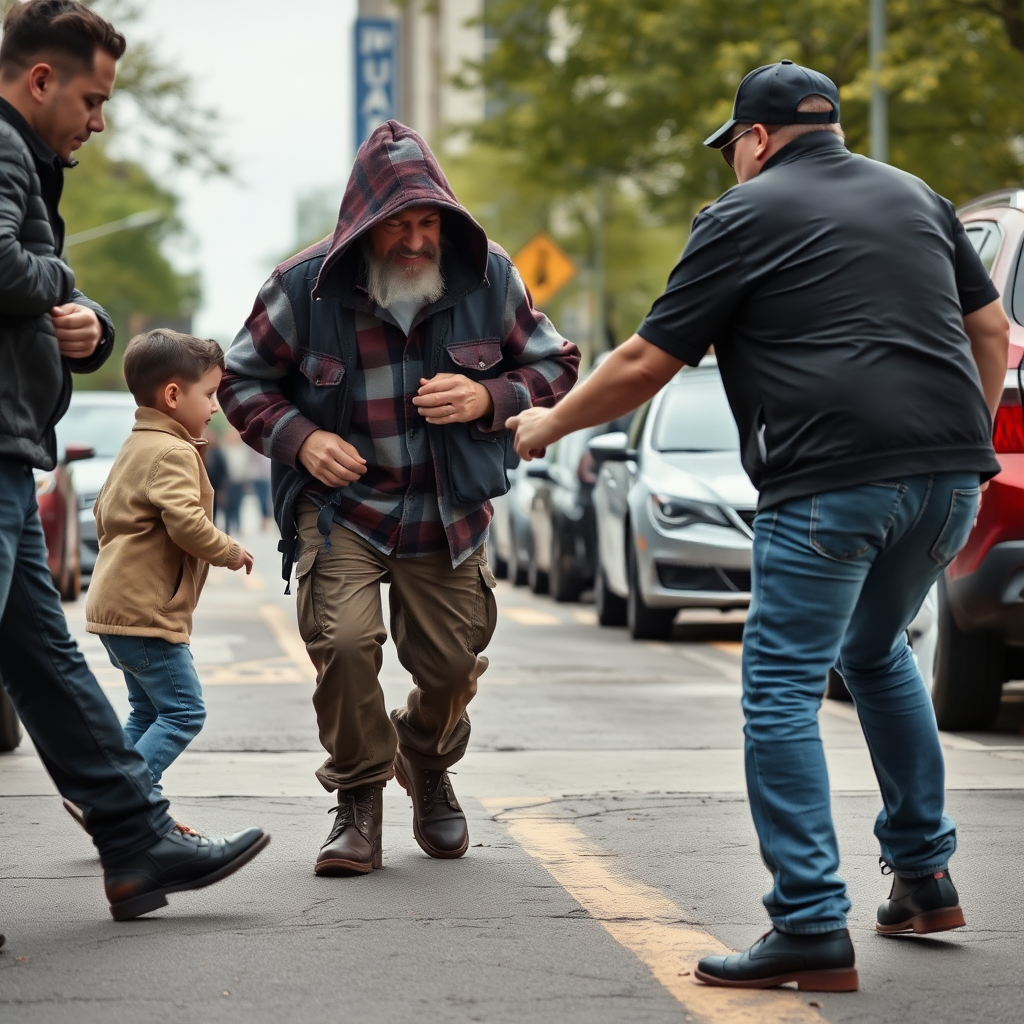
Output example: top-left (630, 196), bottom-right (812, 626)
top-left (85, 407), bottom-right (241, 644)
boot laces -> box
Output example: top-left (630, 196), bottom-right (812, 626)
top-left (325, 796), bottom-right (356, 844)
top-left (422, 769), bottom-right (458, 811)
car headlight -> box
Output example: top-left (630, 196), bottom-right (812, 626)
top-left (35, 471), bottom-right (57, 497)
top-left (651, 494), bottom-right (730, 529)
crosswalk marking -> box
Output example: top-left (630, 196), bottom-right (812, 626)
top-left (484, 797), bottom-right (826, 1024)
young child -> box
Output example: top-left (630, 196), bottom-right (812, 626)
top-left (78, 330), bottom-right (253, 823)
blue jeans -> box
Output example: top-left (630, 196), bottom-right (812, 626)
top-left (0, 458), bottom-right (173, 865)
top-left (100, 635), bottom-right (206, 792)
top-left (743, 472), bottom-right (981, 934)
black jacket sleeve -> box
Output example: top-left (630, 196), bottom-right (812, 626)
top-left (64, 287), bottom-right (115, 374)
top-left (0, 129), bottom-right (75, 316)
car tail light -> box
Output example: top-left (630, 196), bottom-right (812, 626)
top-left (577, 451), bottom-right (598, 485)
top-left (992, 402), bottom-right (1024, 453)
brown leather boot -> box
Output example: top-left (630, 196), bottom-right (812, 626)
top-left (314, 785), bottom-right (383, 876)
top-left (394, 751), bottom-right (469, 859)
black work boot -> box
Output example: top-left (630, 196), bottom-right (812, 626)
top-left (393, 750), bottom-right (469, 859)
top-left (104, 826), bottom-right (270, 921)
top-left (314, 785), bottom-right (383, 876)
top-left (695, 927), bottom-right (858, 992)
top-left (876, 864), bottom-right (965, 934)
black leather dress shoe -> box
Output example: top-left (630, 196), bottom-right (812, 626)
top-left (695, 928), bottom-right (858, 992)
top-left (104, 826), bottom-right (270, 921)
top-left (877, 868), bottom-right (965, 934)
top-left (315, 785), bottom-right (383, 876)
top-left (393, 751), bottom-right (468, 859)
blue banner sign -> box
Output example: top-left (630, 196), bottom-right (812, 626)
top-left (354, 18), bottom-right (399, 151)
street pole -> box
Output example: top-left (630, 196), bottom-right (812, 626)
top-left (869, 0), bottom-right (888, 163)
top-left (593, 175), bottom-right (606, 356)
top-left (64, 209), bottom-right (163, 248)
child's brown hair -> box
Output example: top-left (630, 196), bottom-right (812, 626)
top-left (123, 329), bottom-right (225, 406)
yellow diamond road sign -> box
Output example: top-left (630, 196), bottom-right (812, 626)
top-left (512, 233), bottom-right (576, 307)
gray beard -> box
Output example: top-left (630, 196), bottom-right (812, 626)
top-left (362, 241), bottom-right (446, 309)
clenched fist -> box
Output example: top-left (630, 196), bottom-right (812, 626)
top-left (51, 303), bottom-right (103, 359)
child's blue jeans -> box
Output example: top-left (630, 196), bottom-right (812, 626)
top-left (100, 635), bottom-right (207, 793)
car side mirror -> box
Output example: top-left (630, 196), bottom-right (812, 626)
top-left (525, 462), bottom-right (552, 481)
top-left (588, 431), bottom-right (636, 463)
top-left (63, 443), bottom-right (96, 463)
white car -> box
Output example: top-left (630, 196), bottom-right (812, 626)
top-left (590, 364), bottom-right (756, 640)
top-left (55, 391), bottom-right (138, 576)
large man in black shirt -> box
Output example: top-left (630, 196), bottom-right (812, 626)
top-left (508, 61), bottom-right (1009, 991)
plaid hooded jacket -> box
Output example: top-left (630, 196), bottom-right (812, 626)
top-left (219, 122), bottom-right (580, 581)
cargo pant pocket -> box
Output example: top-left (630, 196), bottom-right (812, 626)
top-left (295, 545), bottom-right (324, 643)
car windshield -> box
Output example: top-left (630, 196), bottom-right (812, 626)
top-left (55, 399), bottom-right (137, 459)
top-left (652, 375), bottom-right (739, 452)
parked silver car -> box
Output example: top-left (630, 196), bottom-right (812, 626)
top-left (590, 364), bottom-right (757, 639)
top-left (488, 456), bottom-right (547, 586)
top-left (55, 391), bottom-right (138, 576)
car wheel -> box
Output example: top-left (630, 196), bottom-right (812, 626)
top-left (595, 555), bottom-right (626, 626)
top-left (0, 680), bottom-right (23, 752)
top-left (491, 554), bottom-right (509, 580)
top-left (507, 534), bottom-right (528, 587)
top-left (527, 545), bottom-right (549, 595)
top-left (549, 526), bottom-right (581, 603)
top-left (627, 534), bottom-right (675, 641)
top-left (931, 576), bottom-right (1004, 731)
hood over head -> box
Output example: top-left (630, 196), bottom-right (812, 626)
top-left (313, 121), bottom-right (489, 298)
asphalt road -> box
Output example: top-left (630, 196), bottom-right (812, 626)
top-left (3, 504), bottom-right (1024, 1023)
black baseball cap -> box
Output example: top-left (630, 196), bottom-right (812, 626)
top-left (704, 59), bottom-right (840, 149)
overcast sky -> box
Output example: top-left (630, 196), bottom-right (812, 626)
top-left (130, 0), bottom-right (359, 342)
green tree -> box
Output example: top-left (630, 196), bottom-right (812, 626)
top-left (63, 140), bottom-right (199, 389)
top-left (463, 0), bottom-right (1024, 216)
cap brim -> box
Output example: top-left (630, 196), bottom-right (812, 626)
top-left (704, 118), bottom-right (737, 149)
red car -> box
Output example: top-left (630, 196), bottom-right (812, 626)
top-left (32, 441), bottom-right (93, 603)
top-left (933, 190), bottom-right (1024, 730)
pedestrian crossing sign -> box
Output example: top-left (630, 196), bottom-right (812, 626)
top-left (512, 233), bottom-right (576, 307)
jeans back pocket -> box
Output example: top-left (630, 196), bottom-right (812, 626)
top-left (930, 486), bottom-right (981, 567)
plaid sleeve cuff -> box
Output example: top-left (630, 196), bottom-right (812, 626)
top-left (477, 375), bottom-right (521, 433)
top-left (274, 412), bottom-right (322, 469)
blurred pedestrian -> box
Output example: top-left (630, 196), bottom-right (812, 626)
top-left (248, 444), bottom-right (273, 528)
top-left (220, 426), bottom-right (248, 534)
top-left (200, 427), bottom-right (228, 527)
top-left (0, 0), bottom-right (268, 931)
top-left (508, 60), bottom-right (1008, 991)
top-left (220, 121), bottom-right (579, 875)
top-left (83, 330), bottom-right (254, 832)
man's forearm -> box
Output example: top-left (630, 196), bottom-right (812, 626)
top-left (964, 300), bottom-right (1010, 421)
top-left (547, 334), bottom-right (683, 436)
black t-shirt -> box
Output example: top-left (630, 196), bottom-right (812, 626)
top-left (638, 131), bottom-right (1001, 510)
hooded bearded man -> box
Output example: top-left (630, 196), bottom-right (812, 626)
top-left (220, 121), bottom-right (580, 874)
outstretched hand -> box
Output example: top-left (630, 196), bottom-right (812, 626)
top-left (506, 406), bottom-right (558, 460)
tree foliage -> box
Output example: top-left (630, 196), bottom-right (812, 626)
top-left (462, 0), bottom-right (1024, 215)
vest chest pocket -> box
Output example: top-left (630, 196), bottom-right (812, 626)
top-left (444, 339), bottom-right (503, 377)
top-left (299, 350), bottom-right (346, 387)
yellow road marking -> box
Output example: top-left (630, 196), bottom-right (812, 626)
top-left (198, 657), bottom-right (307, 686)
top-left (572, 609), bottom-right (597, 625)
top-left (483, 798), bottom-right (824, 1024)
top-left (501, 607), bottom-right (562, 627)
top-left (710, 642), bottom-right (743, 656)
top-left (259, 602), bottom-right (315, 676)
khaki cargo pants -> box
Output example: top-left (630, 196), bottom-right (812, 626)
top-left (294, 502), bottom-right (498, 793)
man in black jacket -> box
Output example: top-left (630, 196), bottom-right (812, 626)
top-left (509, 61), bottom-right (1009, 990)
top-left (0, 1), bottom-right (267, 939)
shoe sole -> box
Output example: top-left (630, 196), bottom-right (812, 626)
top-left (693, 966), bottom-right (859, 992)
top-left (876, 906), bottom-right (966, 935)
top-left (108, 832), bottom-right (272, 921)
top-left (314, 840), bottom-right (383, 876)
top-left (394, 763), bottom-right (470, 860)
